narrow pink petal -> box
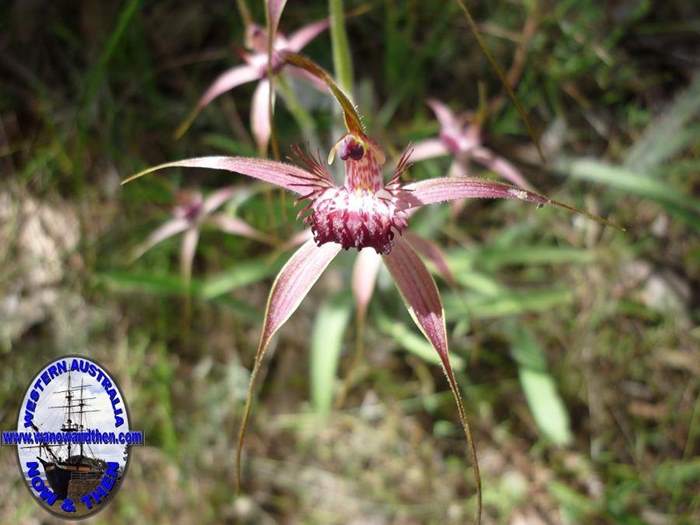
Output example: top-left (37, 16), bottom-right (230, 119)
top-left (427, 99), bottom-right (459, 131)
top-left (267, 0), bottom-right (288, 39)
top-left (196, 65), bottom-right (260, 111)
top-left (352, 248), bottom-right (382, 322)
top-left (123, 157), bottom-right (317, 195)
top-left (236, 238), bottom-right (341, 489)
top-left (399, 176), bottom-right (550, 208)
top-left (383, 238), bottom-right (481, 520)
top-left (260, 239), bottom-right (340, 349)
top-left (399, 176), bottom-right (621, 230)
top-left (403, 231), bottom-right (456, 286)
top-left (201, 187), bottom-right (238, 215)
top-left (286, 19), bottom-right (330, 52)
top-left (382, 238), bottom-right (450, 368)
top-left (471, 146), bottom-right (536, 192)
top-left (409, 138), bottom-right (449, 162)
top-left (251, 79), bottom-right (272, 155)
top-left (180, 227), bottom-right (200, 282)
top-left (131, 218), bottom-right (190, 261)
top-left (207, 213), bottom-right (274, 244)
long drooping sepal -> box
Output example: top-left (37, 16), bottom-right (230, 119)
top-left (383, 238), bottom-right (481, 524)
top-left (122, 157), bottom-right (319, 195)
top-left (400, 176), bottom-right (623, 230)
top-left (175, 65), bottom-right (260, 139)
top-left (236, 239), bottom-right (341, 490)
top-left (403, 231), bottom-right (456, 286)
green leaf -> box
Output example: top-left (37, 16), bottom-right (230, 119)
top-left (508, 324), bottom-right (572, 446)
top-left (200, 255), bottom-right (285, 299)
top-left (557, 158), bottom-right (700, 229)
top-left (444, 288), bottom-right (574, 319)
top-left (310, 292), bottom-right (353, 416)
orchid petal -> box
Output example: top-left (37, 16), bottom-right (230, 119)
top-left (471, 146), bottom-right (536, 192)
top-left (201, 187), bottom-right (239, 215)
top-left (175, 65), bottom-right (260, 139)
top-left (251, 79), bottom-right (272, 155)
top-left (287, 19), bottom-right (330, 52)
top-left (236, 239), bottom-right (341, 489)
top-left (352, 247), bottom-right (382, 322)
top-left (207, 213), bottom-right (274, 244)
top-left (400, 176), bottom-right (549, 207)
top-left (180, 227), bottom-right (199, 283)
top-left (131, 218), bottom-right (190, 261)
top-left (427, 99), bottom-right (459, 131)
top-left (399, 176), bottom-right (621, 230)
top-left (403, 231), bottom-right (456, 286)
top-left (382, 238), bottom-right (481, 521)
top-left (122, 157), bottom-right (316, 195)
top-left (409, 138), bottom-right (449, 162)
top-left (401, 177), bottom-right (622, 230)
top-left (267, 0), bottom-right (288, 41)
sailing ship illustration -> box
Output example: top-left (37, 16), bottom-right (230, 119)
top-left (24, 372), bottom-right (111, 500)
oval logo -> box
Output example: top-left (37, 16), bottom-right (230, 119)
top-left (11, 356), bottom-right (140, 519)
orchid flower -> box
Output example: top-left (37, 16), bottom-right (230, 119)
top-left (175, 0), bottom-right (329, 154)
top-left (412, 99), bottom-right (536, 192)
top-left (124, 54), bottom-right (618, 524)
top-left (131, 186), bottom-right (273, 283)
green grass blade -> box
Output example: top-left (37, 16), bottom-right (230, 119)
top-left (508, 323), bottom-right (572, 446)
top-left (310, 293), bottom-right (353, 416)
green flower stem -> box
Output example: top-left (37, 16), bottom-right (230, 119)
top-left (329, 0), bottom-right (354, 95)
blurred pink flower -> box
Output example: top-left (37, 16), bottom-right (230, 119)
top-left (412, 99), bottom-right (535, 192)
top-left (175, 2), bottom-right (329, 154)
top-left (131, 186), bottom-right (272, 282)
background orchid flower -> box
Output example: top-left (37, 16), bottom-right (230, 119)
top-left (124, 53), bottom-right (619, 524)
top-left (131, 186), bottom-right (273, 283)
top-left (412, 99), bottom-right (535, 192)
top-left (174, 0), bottom-right (329, 154)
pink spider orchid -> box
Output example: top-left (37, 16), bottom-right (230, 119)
top-left (175, 0), bottom-right (329, 155)
top-left (124, 54), bottom-right (618, 524)
top-left (412, 99), bottom-right (535, 192)
top-left (131, 186), bottom-right (273, 283)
